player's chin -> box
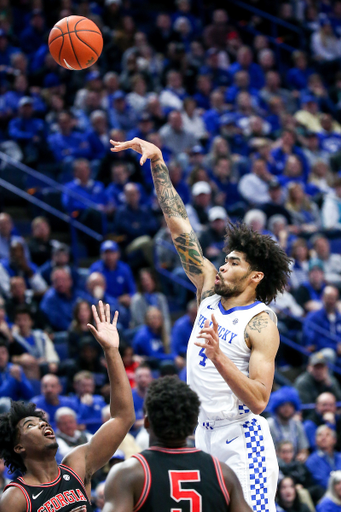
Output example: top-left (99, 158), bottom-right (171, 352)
top-left (46, 440), bottom-right (59, 451)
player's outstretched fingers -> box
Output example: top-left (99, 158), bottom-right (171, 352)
top-left (112, 310), bottom-right (119, 327)
top-left (211, 313), bottom-right (219, 333)
top-left (98, 300), bottom-right (106, 322)
top-left (105, 303), bottom-right (111, 323)
top-left (92, 304), bottom-right (100, 327)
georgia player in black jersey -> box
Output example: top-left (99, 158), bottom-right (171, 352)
top-left (103, 376), bottom-right (252, 512)
top-left (0, 302), bottom-right (135, 512)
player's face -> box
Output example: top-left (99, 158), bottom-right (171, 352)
top-left (15, 416), bottom-right (58, 457)
top-left (215, 251), bottom-right (253, 298)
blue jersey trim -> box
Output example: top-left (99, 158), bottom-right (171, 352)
top-left (218, 300), bottom-right (262, 315)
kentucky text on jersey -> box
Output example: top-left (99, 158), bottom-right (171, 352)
top-left (197, 313), bottom-right (238, 344)
top-left (37, 488), bottom-right (86, 512)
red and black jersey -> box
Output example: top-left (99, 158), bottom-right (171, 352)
top-left (132, 447), bottom-right (230, 512)
top-left (3, 464), bottom-right (92, 512)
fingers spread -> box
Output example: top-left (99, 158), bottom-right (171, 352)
top-left (92, 304), bottom-right (100, 327)
top-left (112, 310), bottom-right (119, 326)
top-left (211, 313), bottom-right (219, 331)
top-left (99, 300), bottom-right (105, 322)
top-left (105, 303), bottom-right (110, 323)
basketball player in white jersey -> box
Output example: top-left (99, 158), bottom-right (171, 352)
top-left (110, 137), bottom-right (292, 512)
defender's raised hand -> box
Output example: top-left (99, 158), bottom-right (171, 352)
top-left (110, 137), bottom-right (162, 166)
top-left (87, 301), bottom-right (119, 350)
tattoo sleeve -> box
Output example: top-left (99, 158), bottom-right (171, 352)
top-left (151, 160), bottom-right (188, 220)
top-left (174, 230), bottom-right (204, 276)
top-left (247, 313), bottom-right (269, 334)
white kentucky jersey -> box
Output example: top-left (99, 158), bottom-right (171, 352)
top-left (187, 294), bottom-right (277, 422)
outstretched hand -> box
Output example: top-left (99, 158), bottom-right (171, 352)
top-left (110, 137), bottom-right (162, 166)
top-left (194, 314), bottom-right (221, 362)
top-left (87, 301), bottom-right (119, 351)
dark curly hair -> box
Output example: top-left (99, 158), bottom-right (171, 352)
top-left (145, 377), bottom-right (200, 441)
top-left (224, 222), bottom-right (292, 304)
top-left (0, 401), bottom-right (44, 474)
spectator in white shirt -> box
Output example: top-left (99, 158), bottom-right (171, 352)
top-left (311, 14), bottom-right (341, 62)
top-left (238, 158), bottom-right (273, 205)
top-left (322, 177), bottom-right (341, 230)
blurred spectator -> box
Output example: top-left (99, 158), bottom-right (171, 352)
top-left (261, 179), bottom-right (292, 224)
top-left (202, 90), bottom-right (226, 135)
top-left (168, 160), bottom-right (190, 205)
top-left (244, 209), bottom-right (269, 236)
top-left (86, 272), bottom-right (128, 328)
top-left (68, 300), bottom-right (93, 358)
top-left (311, 235), bottom-right (341, 286)
top-left (39, 242), bottom-right (79, 288)
top-left (276, 476), bottom-right (311, 512)
top-left (305, 425), bottom-right (341, 490)
top-left (159, 110), bottom-right (196, 155)
top-left (171, 299), bottom-right (197, 360)
top-left (302, 133), bottom-right (329, 169)
top-left (322, 177), bottom-right (341, 231)
top-left (0, 213), bottom-right (24, 261)
top-left (238, 158), bottom-right (272, 206)
top-left (199, 48), bottom-right (230, 89)
top-left (40, 267), bottom-right (90, 331)
top-left (0, 338), bottom-right (34, 401)
top-left (86, 110), bottom-right (110, 161)
top-left (0, 458), bottom-right (9, 493)
top-left (71, 371), bottom-right (106, 434)
top-left (127, 111), bottom-right (154, 141)
top-left (115, 182), bottom-right (158, 250)
top-left (5, 276), bottom-right (45, 328)
top-left (308, 161), bottom-right (334, 195)
top-left (270, 129), bottom-right (308, 177)
top-left (27, 216), bottom-right (55, 267)
top-left (304, 392), bottom-right (341, 452)
top-left (159, 70), bottom-right (186, 112)
top-left (295, 352), bottom-right (341, 408)
top-left (203, 9), bottom-right (231, 50)
top-left (268, 386), bottom-right (309, 461)
top-left (277, 441), bottom-right (322, 504)
top-left (130, 268), bottom-right (170, 336)
top-left (133, 306), bottom-right (175, 367)
top-left (55, 407), bottom-right (92, 460)
top-left (47, 111), bottom-right (91, 164)
top-left (90, 240), bottom-right (136, 307)
top-left (10, 306), bottom-right (59, 380)
top-left (287, 51), bottom-right (314, 91)
top-left (210, 157), bottom-right (242, 215)
top-left (193, 74), bottom-right (212, 111)
top-left (93, 482), bottom-right (105, 512)
top-left (295, 95), bottom-right (322, 133)
top-left (0, 30), bottom-right (19, 66)
top-left (317, 470), bottom-right (341, 512)
top-left (285, 183), bottom-right (321, 234)
top-left (181, 97), bottom-right (207, 142)
top-left (119, 344), bottom-right (139, 388)
top-left (105, 161), bottom-right (146, 211)
top-left (31, 373), bottom-right (77, 428)
top-left (186, 181), bottom-right (212, 233)
top-left (260, 71), bottom-right (296, 114)
top-left (290, 238), bottom-right (310, 290)
top-left (294, 258), bottom-right (326, 312)
top-left (311, 15), bottom-right (341, 64)
top-left (130, 363), bottom-right (152, 436)
top-left (8, 96), bottom-right (45, 165)
top-left (0, 239), bottom-right (47, 297)
top-left (228, 45), bottom-right (265, 90)
top-left (148, 14), bottom-right (180, 55)
top-left (302, 286), bottom-right (341, 359)
top-left (199, 206), bottom-right (228, 268)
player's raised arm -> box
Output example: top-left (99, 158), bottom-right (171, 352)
top-left (110, 138), bottom-right (217, 300)
top-left (63, 301), bottom-right (135, 488)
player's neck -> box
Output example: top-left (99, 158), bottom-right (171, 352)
top-left (220, 289), bottom-right (257, 311)
top-left (149, 434), bottom-right (187, 449)
top-left (22, 457), bottom-right (59, 485)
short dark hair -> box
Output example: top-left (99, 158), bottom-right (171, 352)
top-left (224, 222), bottom-right (292, 304)
top-left (14, 305), bottom-right (32, 319)
top-left (145, 377), bottom-right (200, 441)
top-left (0, 401), bottom-right (44, 474)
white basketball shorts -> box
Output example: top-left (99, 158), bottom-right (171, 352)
top-left (195, 414), bottom-right (278, 512)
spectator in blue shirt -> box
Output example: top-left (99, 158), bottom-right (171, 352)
top-left (269, 129), bottom-right (309, 179)
top-left (0, 338), bottom-right (34, 401)
top-left (303, 286), bottom-right (341, 359)
top-left (40, 267), bottom-right (90, 331)
top-left (130, 363), bottom-right (153, 436)
top-left (86, 110), bottom-right (110, 161)
top-left (47, 110), bottom-right (91, 164)
top-left (39, 242), bottom-right (79, 288)
top-left (19, 9), bottom-right (46, 57)
top-left (0, 212), bottom-right (25, 261)
top-left (199, 48), bottom-right (230, 89)
top-left (303, 392), bottom-right (341, 452)
top-left (171, 299), bottom-right (197, 359)
top-left (0, 30), bottom-right (20, 66)
top-left (70, 370), bottom-right (106, 434)
top-left (3, 74), bottom-right (46, 117)
top-left (127, 111), bottom-right (154, 141)
top-left (105, 161), bottom-right (149, 212)
top-left (31, 373), bottom-right (78, 429)
top-left (8, 96), bottom-right (45, 164)
top-left (193, 74), bottom-right (212, 110)
top-left (115, 182), bottom-right (159, 247)
top-left (202, 89), bottom-right (226, 136)
top-left (305, 425), bottom-right (341, 490)
top-left (294, 259), bottom-right (326, 313)
top-left (89, 240), bottom-right (136, 308)
top-left (317, 470), bottom-right (341, 512)
top-left (133, 306), bottom-right (175, 366)
top-left (108, 91), bottom-right (138, 132)
top-left (225, 70), bottom-right (260, 106)
top-left (287, 51), bottom-right (314, 91)
top-left (228, 45), bottom-right (265, 90)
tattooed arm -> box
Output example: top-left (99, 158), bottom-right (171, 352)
top-left (110, 138), bottom-right (217, 301)
top-left (195, 311), bottom-right (279, 414)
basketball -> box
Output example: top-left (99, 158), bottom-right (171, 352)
top-left (48, 16), bottom-right (103, 71)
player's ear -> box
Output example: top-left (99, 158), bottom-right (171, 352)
top-left (251, 271), bottom-right (264, 284)
top-left (14, 443), bottom-right (25, 455)
top-left (144, 415), bottom-right (150, 430)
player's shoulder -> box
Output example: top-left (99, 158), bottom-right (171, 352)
top-left (0, 484), bottom-right (27, 512)
top-left (107, 454), bottom-right (144, 487)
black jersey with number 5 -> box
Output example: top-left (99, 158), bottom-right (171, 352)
top-left (3, 464), bottom-right (92, 512)
top-left (132, 447), bottom-right (230, 512)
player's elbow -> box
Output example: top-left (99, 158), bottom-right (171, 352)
top-left (250, 400), bottom-right (267, 415)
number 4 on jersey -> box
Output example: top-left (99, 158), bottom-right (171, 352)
top-left (198, 348), bottom-right (208, 367)
top-left (169, 470), bottom-right (202, 512)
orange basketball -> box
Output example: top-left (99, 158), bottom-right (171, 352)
top-left (48, 15), bottom-right (103, 70)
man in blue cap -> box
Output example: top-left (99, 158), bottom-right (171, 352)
top-left (109, 91), bottom-right (137, 132)
top-left (89, 240), bottom-right (136, 308)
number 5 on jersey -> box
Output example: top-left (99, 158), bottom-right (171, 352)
top-left (169, 470), bottom-right (202, 512)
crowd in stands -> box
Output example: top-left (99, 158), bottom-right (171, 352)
top-left (2, 0), bottom-right (341, 510)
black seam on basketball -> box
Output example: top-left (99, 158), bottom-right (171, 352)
top-left (49, 25), bottom-right (63, 45)
top-left (66, 16), bottom-right (82, 69)
top-left (49, 29), bottom-right (101, 43)
top-left (73, 32), bottom-right (99, 58)
top-left (57, 30), bottom-right (65, 66)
